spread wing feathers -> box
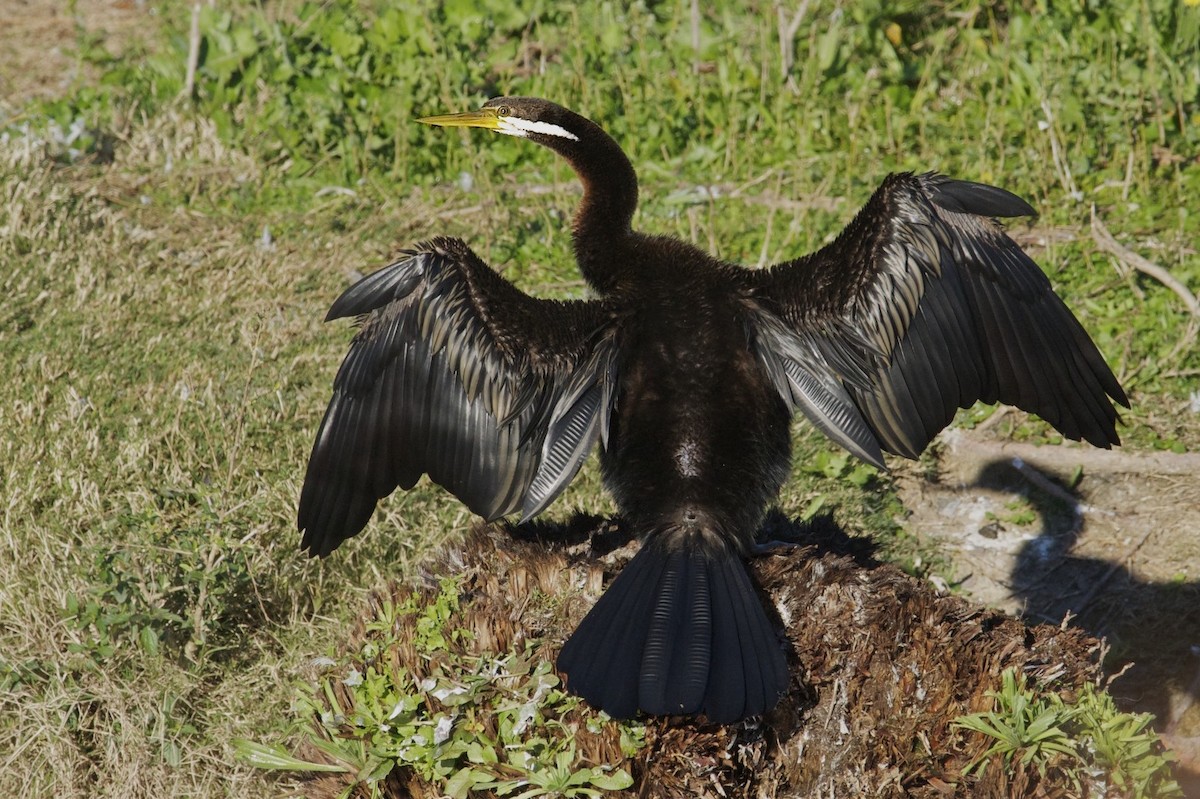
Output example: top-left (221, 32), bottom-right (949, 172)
top-left (299, 237), bottom-right (615, 557)
top-left (751, 172), bottom-right (1127, 461)
top-left (521, 339), bottom-right (618, 521)
top-left (745, 305), bottom-right (886, 469)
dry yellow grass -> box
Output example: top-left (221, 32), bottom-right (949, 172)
top-left (0, 111), bottom-right (474, 798)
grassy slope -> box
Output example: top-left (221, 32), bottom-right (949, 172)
top-left (1, 1), bottom-right (1197, 796)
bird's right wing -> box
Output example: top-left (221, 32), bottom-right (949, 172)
top-left (298, 237), bottom-right (617, 557)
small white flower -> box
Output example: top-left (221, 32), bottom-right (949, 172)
top-left (511, 701), bottom-right (538, 735)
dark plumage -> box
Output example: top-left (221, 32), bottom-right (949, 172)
top-left (298, 97), bottom-right (1128, 723)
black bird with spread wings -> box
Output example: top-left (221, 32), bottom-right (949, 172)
top-left (298, 97), bottom-right (1127, 724)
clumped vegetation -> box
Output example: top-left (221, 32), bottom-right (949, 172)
top-left (236, 575), bottom-right (642, 798)
top-left (235, 525), bottom-right (1181, 797)
top-left (955, 668), bottom-right (1180, 797)
top-left (1, 0), bottom-right (1196, 797)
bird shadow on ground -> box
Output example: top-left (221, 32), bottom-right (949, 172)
top-left (955, 460), bottom-right (1200, 716)
top-left (959, 459), bottom-right (1200, 787)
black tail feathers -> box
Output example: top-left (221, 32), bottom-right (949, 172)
top-left (556, 535), bottom-right (788, 723)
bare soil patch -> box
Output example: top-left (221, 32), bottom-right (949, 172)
top-left (896, 428), bottom-right (1200, 793)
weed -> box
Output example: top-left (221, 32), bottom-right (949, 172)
top-left (1072, 683), bottom-right (1183, 799)
top-left (984, 498), bottom-right (1040, 527)
top-left (954, 668), bottom-right (1182, 797)
top-left (236, 578), bottom-right (641, 798)
top-left (955, 668), bottom-right (1079, 775)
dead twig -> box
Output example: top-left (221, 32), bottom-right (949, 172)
top-left (776, 1), bottom-right (812, 91)
top-left (1040, 99), bottom-right (1081, 199)
top-left (1008, 456), bottom-right (1107, 517)
top-left (941, 429), bottom-right (1200, 477)
top-left (1091, 205), bottom-right (1200, 318)
top-left (181, 3), bottom-right (201, 100)
top-left (690, 0), bottom-right (702, 74)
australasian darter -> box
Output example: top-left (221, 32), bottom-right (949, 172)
top-left (297, 97), bottom-right (1127, 724)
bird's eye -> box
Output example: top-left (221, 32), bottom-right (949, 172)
top-left (495, 105), bottom-right (511, 116)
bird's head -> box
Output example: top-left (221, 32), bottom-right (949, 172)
top-left (418, 97), bottom-right (583, 145)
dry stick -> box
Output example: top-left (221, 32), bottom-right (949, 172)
top-left (1008, 456), bottom-right (1106, 516)
top-left (1040, 99), bottom-right (1080, 199)
top-left (690, 0), bottom-right (701, 74)
top-left (182, 3), bottom-right (201, 99)
top-left (1091, 205), bottom-right (1200, 318)
top-left (776, 0), bottom-right (811, 89)
top-left (941, 428), bottom-right (1200, 477)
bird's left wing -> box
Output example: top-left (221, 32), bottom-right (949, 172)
top-left (743, 172), bottom-right (1127, 465)
top-left (298, 237), bottom-right (617, 557)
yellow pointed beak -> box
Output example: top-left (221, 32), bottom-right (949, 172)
top-left (417, 108), bottom-right (501, 130)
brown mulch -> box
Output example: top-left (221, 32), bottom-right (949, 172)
top-left (303, 517), bottom-right (1114, 798)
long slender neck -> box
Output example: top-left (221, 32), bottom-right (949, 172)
top-left (540, 114), bottom-right (638, 293)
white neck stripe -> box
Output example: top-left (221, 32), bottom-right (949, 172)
top-left (496, 116), bottom-right (579, 141)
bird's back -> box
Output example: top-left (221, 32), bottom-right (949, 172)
top-left (599, 238), bottom-right (791, 541)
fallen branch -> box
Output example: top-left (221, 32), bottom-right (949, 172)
top-left (1008, 456), bottom-right (1107, 516)
top-left (940, 429), bottom-right (1200, 477)
top-left (1091, 205), bottom-right (1200, 317)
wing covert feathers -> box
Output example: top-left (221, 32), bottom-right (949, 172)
top-left (752, 172), bottom-right (1127, 462)
top-left (298, 237), bottom-right (613, 557)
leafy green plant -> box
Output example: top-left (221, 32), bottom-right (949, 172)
top-left (1071, 683), bottom-right (1181, 799)
top-left (62, 494), bottom-right (260, 664)
top-left (800, 449), bottom-right (879, 489)
top-left (984, 498), bottom-right (1039, 527)
top-left (954, 669), bottom-right (1181, 797)
top-left (236, 578), bottom-right (641, 798)
top-left (955, 668), bottom-right (1077, 775)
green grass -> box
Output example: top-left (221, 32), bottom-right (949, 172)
top-left (1, 0), bottom-right (1197, 795)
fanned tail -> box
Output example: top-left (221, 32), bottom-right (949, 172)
top-left (556, 531), bottom-right (788, 723)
